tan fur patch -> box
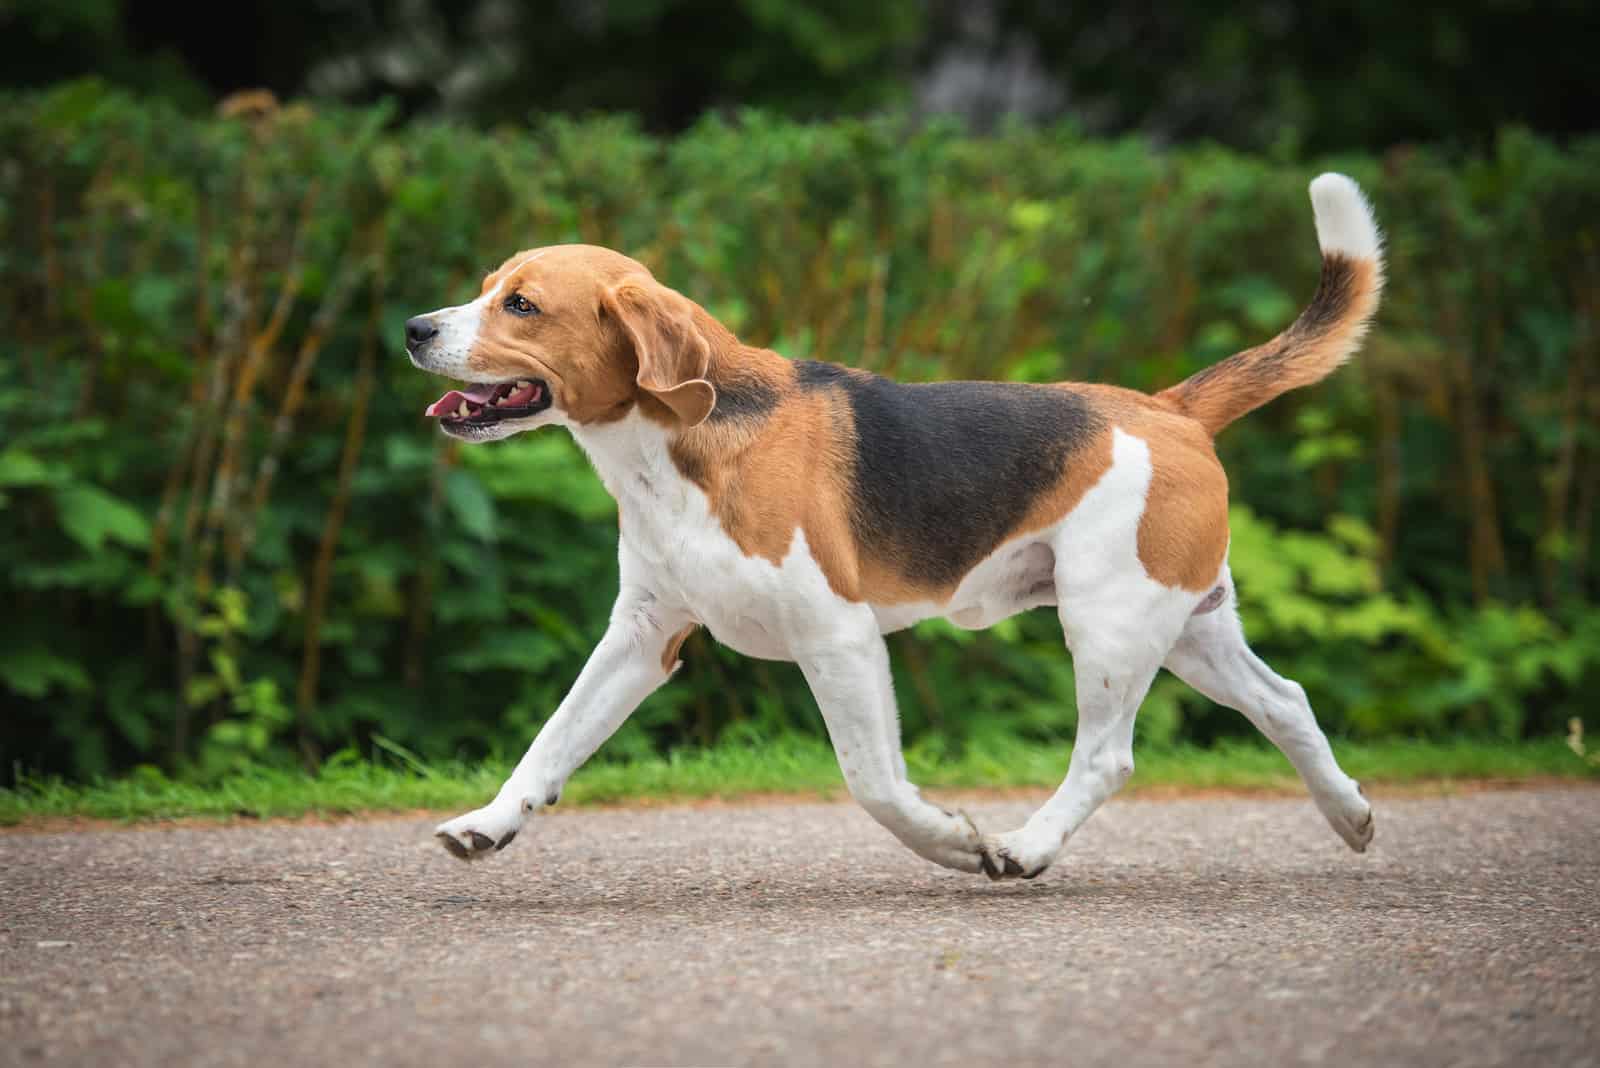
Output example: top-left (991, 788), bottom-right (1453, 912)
top-left (1137, 418), bottom-right (1230, 590)
top-left (669, 361), bottom-right (865, 597)
top-left (661, 623), bottom-right (698, 673)
top-left (1080, 387), bottom-right (1231, 591)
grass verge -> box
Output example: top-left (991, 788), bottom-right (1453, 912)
top-left (3, 735), bottom-right (1595, 827)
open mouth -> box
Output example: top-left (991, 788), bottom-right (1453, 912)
top-left (423, 379), bottom-right (552, 426)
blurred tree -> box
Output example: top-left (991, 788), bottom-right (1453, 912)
top-left (0, 0), bottom-right (211, 108)
top-left (4, 0), bottom-right (1596, 150)
top-left (292, 0), bottom-right (925, 129)
top-left (937, 0), bottom-right (1600, 150)
top-left (1, 0), bottom-right (924, 130)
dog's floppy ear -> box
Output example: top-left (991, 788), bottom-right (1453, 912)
top-left (603, 276), bottom-right (717, 427)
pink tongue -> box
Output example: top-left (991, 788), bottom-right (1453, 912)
top-left (424, 383), bottom-right (499, 417)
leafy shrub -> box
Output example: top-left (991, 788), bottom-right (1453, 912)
top-left (1, 82), bottom-right (1596, 780)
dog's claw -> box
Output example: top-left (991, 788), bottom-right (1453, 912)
top-left (959, 810), bottom-right (1010, 881)
top-left (436, 832), bottom-right (471, 860)
top-left (977, 837), bottom-right (1047, 882)
top-left (1351, 809), bottom-right (1374, 852)
top-left (1325, 782), bottom-right (1376, 853)
top-left (434, 804), bottom-right (525, 863)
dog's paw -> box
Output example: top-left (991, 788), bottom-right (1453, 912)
top-left (434, 804), bottom-right (524, 862)
top-left (1327, 783), bottom-right (1375, 853)
top-left (1309, 779), bottom-right (1375, 854)
top-left (977, 830), bottom-right (1054, 882)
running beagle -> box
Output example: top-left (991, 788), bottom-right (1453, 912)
top-left (408, 174), bottom-right (1384, 879)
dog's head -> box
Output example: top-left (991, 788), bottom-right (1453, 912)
top-left (405, 244), bottom-right (719, 442)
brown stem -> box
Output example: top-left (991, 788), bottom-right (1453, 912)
top-left (174, 147), bottom-right (261, 759)
top-left (861, 246), bottom-right (889, 370)
top-left (40, 182), bottom-right (61, 338)
top-left (254, 182), bottom-right (321, 356)
top-left (14, 163), bottom-right (47, 391)
top-left (1157, 254), bottom-right (1198, 383)
top-left (296, 271), bottom-right (383, 766)
top-left (228, 258), bottom-right (364, 574)
top-left (1433, 232), bottom-right (1505, 604)
top-left (71, 154), bottom-right (117, 420)
top-left (207, 182), bottom-right (320, 571)
top-left (1373, 371), bottom-right (1402, 583)
top-left (1541, 354), bottom-right (1585, 608)
top-left (1569, 266), bottom-right (1599, 596)
top-left (149, 201), bottom-right (218, 577)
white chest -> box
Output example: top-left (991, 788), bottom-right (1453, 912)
top-left (577, 417), bottom-right (838, 660)
top-left (624, 478), bottom-right (829, 659)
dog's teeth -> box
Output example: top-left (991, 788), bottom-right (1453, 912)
top-left (457, 401), bottom-right (470, 418)
top-left (515, 380), bottom-right (531, 390)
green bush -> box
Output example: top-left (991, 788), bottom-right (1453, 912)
top-left (2, 82), bottom-right (1597, 781)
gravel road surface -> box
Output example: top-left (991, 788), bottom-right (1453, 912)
top-left (3, 787), bottom-right (1597, 1067)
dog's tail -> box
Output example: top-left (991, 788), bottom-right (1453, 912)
top-left (1156, 174), bottom-right (1385, 436)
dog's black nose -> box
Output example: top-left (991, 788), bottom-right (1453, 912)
top-left (405, 316), bottom-right (438, 349)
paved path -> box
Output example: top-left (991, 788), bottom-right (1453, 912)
top-left (3, 788), bottom-right (1597, 1067)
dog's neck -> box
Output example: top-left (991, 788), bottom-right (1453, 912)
top-left (571, 335), bottom-right (790, 498)
top-left (568, 409), bottom-right (675, 504)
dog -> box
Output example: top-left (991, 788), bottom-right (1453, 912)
top-left (407, 173), bottom-right (1383, 879)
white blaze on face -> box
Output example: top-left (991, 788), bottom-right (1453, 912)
top-left (410, 250), bottom-right (549, 382)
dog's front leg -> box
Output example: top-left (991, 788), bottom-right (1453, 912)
top-left (434, 584), bottom-right (691, 860)
top-left (796, 625), bottom-right (987, 874)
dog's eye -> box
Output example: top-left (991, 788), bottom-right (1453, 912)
top-left (504, 294), bottom-right (540, 317)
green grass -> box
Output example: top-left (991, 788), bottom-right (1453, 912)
top-left (2, 735), bottom-right (1594, 826)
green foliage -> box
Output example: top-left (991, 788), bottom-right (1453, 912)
top-left (3, 737), bottom-right (1594, 827)
top-left (1, 83), bottom-right (1597, 784)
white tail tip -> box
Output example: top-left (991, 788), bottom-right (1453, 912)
top-left (1309, 173), bottom-right (1382, 261)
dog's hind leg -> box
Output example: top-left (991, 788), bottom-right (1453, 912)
top-left (977, 595), bottom-right (1181, 880)
top-left (977, 426), bottom-right (1207, 880)
top-left (1163, 583), bottom-right (1374, 851)
top-left (797, 618), bottom-right (988, 874)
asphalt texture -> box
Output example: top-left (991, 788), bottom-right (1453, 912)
top-left (3, 787), bottom-right (1598, 1068)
